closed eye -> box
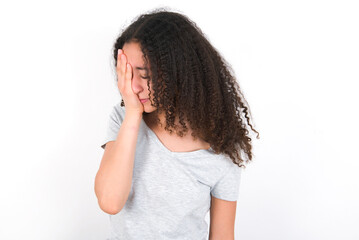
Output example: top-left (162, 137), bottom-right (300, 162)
top-left (140, 75), bottom-right (150, 79)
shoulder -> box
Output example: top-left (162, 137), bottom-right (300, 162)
top-left (110, 102), bottom-right (126, 120)
top-left (213, 155), bottom-right (242, 184)
top-left (213, 154), bottom-right (239, 171)
top-left (113, 102), bottom-right (125, 114)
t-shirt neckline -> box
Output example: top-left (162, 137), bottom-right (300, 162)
top-left (141, 117), bottom-right (213, 156)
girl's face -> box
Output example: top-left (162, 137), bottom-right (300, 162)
top-left (122, 41), bottom-right (157, 113)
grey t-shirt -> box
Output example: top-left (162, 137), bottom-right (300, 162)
top-left (100, 102), bottom-right (242, 240)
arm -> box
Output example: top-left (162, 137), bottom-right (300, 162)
top-left (209, 195), bottom-right (237, 240)
top-left (94, 111), bottom-right (142, 215)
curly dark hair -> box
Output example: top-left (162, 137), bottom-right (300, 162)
top-left (111, 8), bottom-right (260, 168)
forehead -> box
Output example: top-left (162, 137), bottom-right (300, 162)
top-left (122, 42), bottom-right (149, 71)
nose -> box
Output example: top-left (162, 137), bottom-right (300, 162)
top-left (131, 74), bottom-right (146, 96)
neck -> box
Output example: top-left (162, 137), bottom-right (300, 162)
top-left (144, 111), bottom-right (190, 133)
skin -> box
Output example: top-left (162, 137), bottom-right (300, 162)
top-left (121, 41), bottom-right (157, 114)
top-left (209, 195), bottom-right (237, 239)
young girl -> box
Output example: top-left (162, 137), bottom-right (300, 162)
top-left (95, 8), bottom-right (259, 240)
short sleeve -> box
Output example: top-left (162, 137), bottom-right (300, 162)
top-left (100, 103), bottom-right (125, 149)
top-left (210, 162), bottom-right (242, 201)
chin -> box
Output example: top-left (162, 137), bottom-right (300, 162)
top-left (143, 106), bottom-right (157, 114)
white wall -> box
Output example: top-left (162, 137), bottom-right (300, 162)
top-left (0, 0), bottom-right (358, 239)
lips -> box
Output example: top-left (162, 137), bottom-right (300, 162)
top-left (140, 98), bottom-right (149, 103)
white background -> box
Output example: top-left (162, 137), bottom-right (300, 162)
top-left (0, 0), bottom-right (358, 239)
